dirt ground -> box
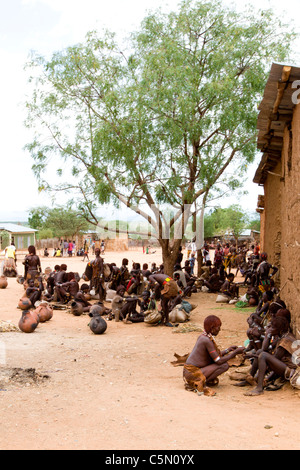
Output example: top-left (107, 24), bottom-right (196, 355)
top-left (0, 248), bottom-right (299, 451)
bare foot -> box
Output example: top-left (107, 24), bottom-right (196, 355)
top-left (244, 388), bottom-right (264, 396)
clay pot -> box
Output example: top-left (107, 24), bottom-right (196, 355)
top-left (90, 304), bottom-right (104, 316)
top-left (70, 301), bottom-right (84, 316)
top-left (18, 310), bottom-right (40, 333)
top-left (0, 276), bottom-right (8, 289)
top-left (18, 298), bottom-right (32, 310)
top-left (34, 303), bottom-right (53, 322)
top-left (89, 313), bottom-right (107, 335)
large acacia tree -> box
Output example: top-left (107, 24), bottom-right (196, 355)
top-left (24, 0), bottom-right (294, 274)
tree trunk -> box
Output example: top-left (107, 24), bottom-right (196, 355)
top-left (160, 239), bottom-right (182, 277)
top-left (197, 250), bottom-right (203, 277)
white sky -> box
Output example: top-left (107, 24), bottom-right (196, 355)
top-left (0, 0), bottom-right (299, 222)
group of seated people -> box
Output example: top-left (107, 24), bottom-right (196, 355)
top-left (236, 292), bottom-right (296, 395)
top-left (197, 250), bottom-right (279, 304)
top-left (180, 301), bottom-right (298, 397)
top-left (99, 258), bottom-right (200, 325)
top-left (26, 256), bottom-right (200, 326)
top-left (22, 247), bottom-right (299, 395)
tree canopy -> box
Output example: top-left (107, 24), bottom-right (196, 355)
top-left (28, 206), bottom-right (89, 239)
top-left (24, 0), bottom-right (295, 273)
top-left (204, 204), bottom-right (248, 242)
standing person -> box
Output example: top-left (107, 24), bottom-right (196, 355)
top-left (63, 240), bottom-right (68, 257)
top-left (90, 248), bottom-right (106, 302)
top-left (120, 258), bottom-right (130, 288)
top-left (82, 245), bottom-right (89, 261)
top-left (68, 240), bottom-right (73, 257)
top-left (100, 240), bottom-right (105, 255)
top-left (214, 244), bottom-right (224, 272)
top-left (145, 272), bottom-right (179, 327)
top-left (186, 241), bottom-right (192, 260)
top-left (183, 315), bottom-right (245, 392)
top-left (3, 243), bottom-right (17, 277)
top-left (189, 253), bottom-right (196, 275)
top-left (202, 244), bottom-right (210, 264)
top-left (23, 245), bottom-right (42, 282)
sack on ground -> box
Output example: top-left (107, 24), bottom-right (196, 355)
top-left (144, 309), bottom-right (162, 325)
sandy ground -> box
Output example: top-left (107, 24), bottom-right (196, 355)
top-left (0, 248), bottom-right (299, 451)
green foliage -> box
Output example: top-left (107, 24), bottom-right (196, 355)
top-left (37, 228), bottom-right (54, 240)
top-left (28, 206), bottom-right (89, 239)
top-left (24, 0), bottom-right (295, 254)
top-left (248, 215), bottom-right (261, 232)
top-left (0, 231), bottom-right (11, 249)
top-left (204, 205), bottom-right (249, 239)
top-left (28, 207), bottom-right (48, 230)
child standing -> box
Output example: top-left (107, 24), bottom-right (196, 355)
top-left (189, 253), bottom-right (196, 275)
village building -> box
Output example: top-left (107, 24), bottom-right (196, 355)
top-left (254, 62), bottom-right (300, 337)
top-left (0, 223), bottom-right (37, 251)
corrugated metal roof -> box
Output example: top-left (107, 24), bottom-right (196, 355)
top-left (0, 223), bottom-right (37, 233)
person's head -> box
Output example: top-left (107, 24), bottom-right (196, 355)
top-left (262, 290), bottom-right (274, 303)
top-left (260, 252), bottom-right (268, 261)
top-left (28, 279), bottom-right (35, 287)
top-left (143, 263), bottom-right (148, 270)
top-left (270, 316), bottom-right (289, 336)
top-left (68, 272), bottom-right (75, 281)
top-left (276, 308), bottom-right (291, 324)
top-left (204, 315), bottom-right (222, 336)
top-left (95, 248), bottom-right (100, 256)
top-left (61, 264), bottom-right (67, 271)
top-left (174, 264), bottom-right (181, 271)
top-left (227, 273), bottom-right (235, 281)
top-left (141, 290), bottom-right (150, 300)
top-left (116, 285), bottom-right (125, 296)
top-left (122, 258), bottom-right (128, 266)
top-left (54, 265), bottom-right (60, 271)
top-left (81, 283), bottom-right (90, 293)
top-left (269, 300), bottom-right (284, 316)
top-left (28, 245), bottom-right (36, 255)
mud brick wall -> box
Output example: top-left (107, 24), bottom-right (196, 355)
top-left (262, 104), bottom-right (300, 337)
